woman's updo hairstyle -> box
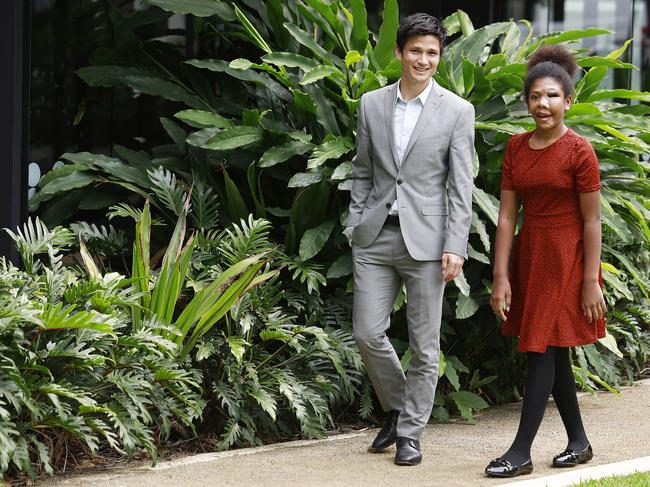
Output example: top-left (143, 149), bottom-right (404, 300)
top-left (524, 44), bottom-right (577, 100)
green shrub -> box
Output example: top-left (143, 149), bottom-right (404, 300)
top-left (29, 1), bottom-right (650, 422)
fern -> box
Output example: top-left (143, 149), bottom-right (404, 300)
top-left (70, 221), bottom-right (128, 256)
top-left (218, 216), bottom-right (275, 265)
top-left (147, 167), bottom-right (188, 217)
top-left (190, 173), bottom-right (220, 230)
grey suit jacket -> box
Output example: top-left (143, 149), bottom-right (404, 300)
top-left (345, 80), bottom-right (475, 261)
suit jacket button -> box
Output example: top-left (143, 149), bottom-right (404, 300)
top-left (396, 178), bottom-right (403, 185)
top-left (385, 203), bottom-right (391, 209)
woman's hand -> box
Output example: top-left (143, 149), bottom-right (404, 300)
top-left (491, 276), bottom-right (512, 321)
top-left (581, 280), bottom-right (606, 323)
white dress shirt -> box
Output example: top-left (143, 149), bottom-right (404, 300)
top-left (390, 79), bottom-right (433, 215)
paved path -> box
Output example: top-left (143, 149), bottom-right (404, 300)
top-left (42, 380), bottom-right (650, 487)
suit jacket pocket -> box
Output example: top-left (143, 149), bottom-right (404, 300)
top-left (421, 204), bottom-right (448, 215)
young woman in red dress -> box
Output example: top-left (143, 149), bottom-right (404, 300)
top-left (484, 45), bottom-right (607, 478)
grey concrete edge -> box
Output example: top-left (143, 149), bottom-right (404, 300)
top-left (141, 431), bottom-right (371, 472)
top-left (496, 456), bottom-right (650, 487)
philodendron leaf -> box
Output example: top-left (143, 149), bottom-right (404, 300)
top-left (299, 220), bottom-right (336, 261)
top-left (225, 335), bottom-right (249, 363)
top-left (146, 0), bottom-right (235, 19)
top-left (174, 109), bottom-right (233, 129)
top-left (327, 252), bottom-right (352, 278)
top-left (259, 141), bottom-right (314, 168)
top-left (456, 294), bottom-right (479, 319)
top-left (300, 65), bottom-right (344, 85)
top-left (203, 126), bottom-right (263, 150)
top-left (307, 138), bottom-right (354, 169)
top-left (373, 0), bottom-right (398, 69)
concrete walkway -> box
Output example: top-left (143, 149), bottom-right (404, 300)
top-left (42, 380), bottom-right (650, 487)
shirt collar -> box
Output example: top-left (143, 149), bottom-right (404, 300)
top-left (396, 79), bottom-right (434, 106)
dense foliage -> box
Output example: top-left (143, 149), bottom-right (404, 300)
top-left (18, 0), bottom-right (650, 478)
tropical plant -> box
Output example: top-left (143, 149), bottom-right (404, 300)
top-left (30, 1), bottom-right (649, 420)
top-left (0, 218), bottom-right (204, 479)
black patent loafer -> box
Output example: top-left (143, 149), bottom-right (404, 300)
top-left (394, 437), bottom-right (422, 466)
top-left (485, 457), bottom-right (533, 478)
top-left (368, 410), bottom-right (400, 453)
top-left (553, 444), bottom-right (593, 468)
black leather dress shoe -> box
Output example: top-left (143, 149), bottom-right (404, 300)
top-left (484, 458), bottom-right (533, 478)
top-left (553, 444), bottom-right (593, 468)
top-left (368, 410), bottom-right (400, 452)
top-left (394, 437), bottom-right (422, 466)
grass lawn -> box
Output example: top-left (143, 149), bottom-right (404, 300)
top-left (574, 471), bottom-right (650, 486)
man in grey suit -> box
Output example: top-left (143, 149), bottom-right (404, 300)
top-left (344, 13), bottom-right (475, 466)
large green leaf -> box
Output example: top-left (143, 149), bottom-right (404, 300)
top-left (174, 109), bottom-right (233, 129)
top-left (203, 126), bottom-right (263, 150)
top-left (259, 141), bottom-right (314, 168)
top-left (299, 220), bottom-right (335, 261)
top-left (373, 0), bottom-right (398, 69)
top-left (146, 0), bottom-right (235, 19)
top-left (349, 0), bottom-right (369, 52)
top-left (327, 252), bottom-right (352, 278)
top-left (586, 89), bottom-right (650, 103)
top-left (307, 138), bottom-right (354, 169)
top-left (261, 52), bottom-right (320, 72)
top-left (38, 171), bottom-right (96, 195)
top-left (300, 66), bottom-right (345, 85)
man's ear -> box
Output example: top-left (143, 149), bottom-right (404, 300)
top-left (395, 46), bottom-right (403, 60)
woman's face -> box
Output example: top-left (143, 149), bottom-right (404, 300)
top-left (527, 76), bottom-right (572, 131)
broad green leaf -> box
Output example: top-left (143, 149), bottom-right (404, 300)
top-left (283, 23), bottom-right (343, 69)
top-left (233, 4), bottom-right (273, 54)
top-left (122, 74), bottom-right (204, 108)
top-left (174, 109), bottom-right (233, 129)
top-left (531, 28), bottom-right (612, 50)
top-left (456, 294), bottom-right (479, 319)
top-left (259, 140), bottom-right (314, 168)
top-left (345, 50), bottom-right (362, 68)
top-left (299, 220), bottom-right (336, 261)
top-left (307, 138), bottom-right (354, 169)
top-left (606, 38), bottom-right (632, 60)
top-left (146, 0), bottom-right (235, 19)
top-left (453, 270), bottom-right (470, 296)
top-left (203, 126), bottom-right (263, 150)
top-left (331, 161), bottom-right (352, 180)
top-left (472, 187), bottom-right (500, 226)
top-left (373, 0), bottom-right (398, 69)
top-left (292, 89), bottom-right (318, 115)
top-left (249, 387), bottom-right (277, 420)
top-left (39, 171), bottom-right (96, 195)
top-left (223, 168), bottom-right (249, 224)
top-left (597, 332), bottom-right (624, 359)
top-left (77, 65), bottom-right (157, 87)
top-left (160, 117), bottom-right (187, 145)
top-left (262, 52), bottom-right (320, 72)
top-left (327, 252), bottom-right (352, 278)
top-left (225, 336), bottom-right (249, 363)
top-left (300, 65), bottom-right (344, 85)
top-left (349, 0), bottom-right (369, 52)
top-left (586, 89), bottom-right (650, 103)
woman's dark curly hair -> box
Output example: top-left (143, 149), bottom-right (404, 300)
top-left (524, 44), bottom-right (577, 100)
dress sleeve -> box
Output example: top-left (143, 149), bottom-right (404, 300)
top-left (500, 137), bottom-right (515, 190)
top-left (574, 138), bottom-right (601, 193)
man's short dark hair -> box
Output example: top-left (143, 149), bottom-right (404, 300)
top-left (396, 13), bottom-right (447, 53)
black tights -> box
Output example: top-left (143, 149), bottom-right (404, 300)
top-left (501, 346), bottom-right (590, 465)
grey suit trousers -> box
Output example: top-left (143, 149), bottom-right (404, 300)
top-left (352, 224), bottom-right (444, 440)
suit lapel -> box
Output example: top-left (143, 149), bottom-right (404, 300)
top-left (383, 82), bottom-right (400, 167)
top-left (401, 82), bottom-right (444, 164)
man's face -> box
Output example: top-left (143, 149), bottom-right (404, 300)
top-left (395, 35), bottom-right (441, 85)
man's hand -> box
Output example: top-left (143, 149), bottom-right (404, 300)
top-left (441, 252), bottom-right (464, 283)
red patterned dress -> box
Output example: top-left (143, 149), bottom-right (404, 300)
top-left (500, 129), bottom-right (606, 353)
